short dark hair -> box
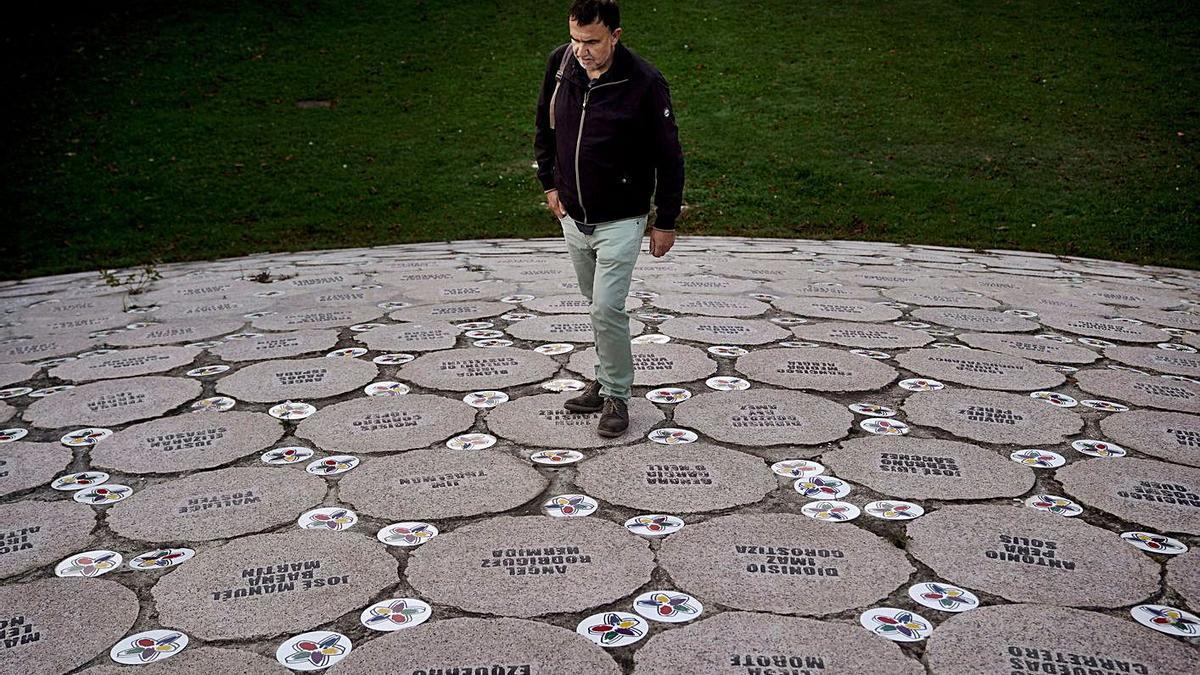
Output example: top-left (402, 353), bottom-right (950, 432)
top-left (570, 0), bottom-right (620, 32)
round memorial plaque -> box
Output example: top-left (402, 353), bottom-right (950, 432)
top-left (105, 319), bottom-right (245, 348)
top-left (339, 448), bottom-right (547, 520)
top-left (1057, 457), bottom-right (1200, 534)
top-left (773, 297), bottom-right (902, 322)
top-left (24, 376), bottom-right (201, 428)
top-left (106, 466), bottom-right (327, 541)
top-left (0, 499), bottom-right (96, 579)
top-left (1106, 345), bottom-right (1200, 378)
top-left (907, 505), bottom-right (1159, 606)
top-left (956, 332), bottom-right (1100, 364)
top-left (673, 390), bottom-right (853, 446)
top-left (406, 515), bottom-right (655, 617)
top-left (902, 388), bottom-right (1083, 445)
top-left (1039, 312), bottom-right (1170, 343)
top-left (658, 513), bottom-right (914, 615)
top-left (575, 442), bottom-right (775, 512)
top-left (47, 345), bottom-right (201, 382)
top-left (788, 321), bottom-right (934, 349)
top-left (895, 348), bottom-right (1064, 391)
top-left (389, 300), bottom-right (510, 323)
top-left (1099, 409), bottom-right (1200, 467)
top-left (735, 347), bottom-right (897, 391)
top-left (657, 317), bottom-right (789, 345)
top-left (400, 347), bottom-right (558, 391)
top-left (215, 357), bottom-right (379, 402)
top-left (0, 441), bottom-right (72, 497)
top-left (79, 647), bottom-right (280, 675)
top-left (1075, 368), bottom-right (1200, 413)
top-left (1166, 548), bottom-right (1200, 610)
top-left (209, 330), bottom-right (340, 362)
top-left (152, 529), bottom-right (398, 640)
top-left (925, 604), bottom-right (1200, 675)
top-left (651, 293), bottom-right (769, 317)
top-left (353, 321), bottom-right (460, 352)
top-left (566, 343), bottom-right (716, 387)
top-left (251, 306), bottom-right (383, 331)
top-left (90, 411), bottom-right (284, 473)
top-left (487, 392), bottom-right (664, 448)
top-left (294, 395), bottom-right (476, 454)
top-left (910, 307), bottom-right (1038, 332)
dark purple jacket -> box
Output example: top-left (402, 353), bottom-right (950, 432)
top-left (534, 41), bottom-right (684, 232)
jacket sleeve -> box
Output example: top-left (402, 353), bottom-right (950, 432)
top-left (534, 45), bottom-right (567, 192)
top-left (645, 73), bottom-right (685, 230)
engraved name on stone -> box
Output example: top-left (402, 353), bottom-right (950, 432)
top-left (645, 464), bottom-right (712, 485)
top-left (736, 545), bottom-right (845, 577)
top-left (878, 453), bottom-right (961, 476)
top-left (480, 547), bottom-right (592, 577)
top-left (732, 405), bottom-right (803, 428)
top-left (957, 405), bottom-right (1022, 425)
top-left (353, 411), bottom-right (421, 432)
top-left (438, 357), bottom-right (518, 378)
top-left (210, 560), bottom-right (347, 600)
top-left (177, 490), bottom-right (261, 514)
top-left (0, 527), bottom-right (38, 556)
top-left (984, 535), bottom-right (1076, 570)
top-left (1116, 481), bottom-right (1199, 507)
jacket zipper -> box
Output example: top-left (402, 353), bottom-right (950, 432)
top-left (574, 78), bottom-right (629, 226)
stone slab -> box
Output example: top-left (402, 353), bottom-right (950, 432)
top-left (0, 335), bottom-right (98, 364)
top-left (673, 390), bottom-right (853, 446)
top-left (48, 345), bottom-right (201, 382)
top-left (1038, 312), bottom-right (1171, 342)
top-left (0, 499), bottom-right (96, 579)
top-left (1105, 345), bottom-right (1200, 377)
top-left (910, 307), bottom-right (1038, 332)
top-left (575, 442), bottom-right (776, 512)
top-left (402, 280), bottom-right (518, 303)
top-left (1166, 548), bottom-right (1200, 610)
top-left (91, 411), bottom-right (285, 473)
top-left (566, 343), bottom-right (717, 387)
top-left (1099, 409), bottom-right (1200, 467)
top-left (658, 317), bottom-right (790, 345)
top-left (925, 604), bottom-right (1200, 675)
top-left (486, 392), bottom-right (665, 448)
top-left (389, 300), bottom-right (511, 323)
top-left (895, 347), bottom-right (1065, 391)
top-left (295, 394), bottom-right (476, 453)
top-left (772, 297), bottom-right (902, 322)
top-left (406, 515), bottom-right (655, 617)
top-left (1074, 368), bottom-right (1200, 413)
top-left (215, 357), bottom-right (379, 402)
top-left (106, 466), bottom-right (326, 541)
top-left (0, 442), bottom-right (73, 497)
top-left (789, 321), bottom-right (934, 349)
top-left (333, 618), bottom-right (620, 675)
top-left (0, 362), bottom-right (38, 388)
top-left (209, 329), bottom-right (339, 362)
top-left (151, 297), bottom-right (270, 321)
top-left (78, 647), bottom-right (284, 675)
top-left (1127, 307), bottom-right (1200, 331)
top-left (152, 529), bottom-right (398, 640)
top-left (658, 513), bottom-right (914, 615)
top-left (352, 321), bottom-right (460, 351)
top-left (824, 436), bottom-right (1035, 500)
top-left (957, 332), bottom-right (1100, 364)
top-left (902, 388), bottom-right (1083, 444)
top-left (338, 448), bottom-right (548, 520)
top-left (634, 612), bottom-right (922, 675)
top-left (251, 306), bottom-right (383, 331)
top-left (106, 319), bottom-right (244, 347)
top-left (882, 287), bottom-right (999, 308)
top-left (842, 270), bottom-right (935, 287)
top-left (908, 505), bottom-right (1159, 606)
top-left (27, 312), bottom-right (131, 335)
top-left (400, 347), bottom-right (559, 391)
top-left (0, 578), bottom-right (139, 675)
top-left (763, 281), bottom-right (883, 300)
top-left (735, 347), bottom-right (897, 391)
top-left (1064, 284), bottom-right (1187, 310)
top-left (279, 287), bottom-right (396, 310)
top-left (651, 293), bottom-right (770, 317)
top-left (1057, 458), bottom-right (1200, 534)
top-left (23, 376), bottom-right (202, 428)
top-left (642, 274), bottom-right (761, 295)
top-left (505, 314), bottom-right (644, 343)
top-left (523, 294), bottom-right (641, 314)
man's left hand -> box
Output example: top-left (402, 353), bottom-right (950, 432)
top-left (649, 228), bottom-right (675, 257)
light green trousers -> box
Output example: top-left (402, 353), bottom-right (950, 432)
top-left (560, 213), bottom-right (647, 401)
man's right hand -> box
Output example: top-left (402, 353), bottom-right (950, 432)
top-left (546, 189), bottom-right (566, 219)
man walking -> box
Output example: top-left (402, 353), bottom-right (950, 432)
top-left (534, 0), bottom-right (685, 438)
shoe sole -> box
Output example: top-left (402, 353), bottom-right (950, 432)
top-left (596, 425), bottom-right (628, 438)
top-left (563, 402), bottom-right (604, 413)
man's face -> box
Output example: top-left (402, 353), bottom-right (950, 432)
top-left (569, 17), bottom-right (621, 76)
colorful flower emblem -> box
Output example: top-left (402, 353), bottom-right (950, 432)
top-left (530, 450), bottom-right (583, 465)
top-left (848, 403), bottom-right (896, 417)
top-left (307, 456), bottom-right (356, 474)
top-left (1136, 606), bottom-right (1199, 635)
top-left (534, 343), bottom-right (574, 355)
top-left (0, 387), bottom-right (32, 398)
top-left (1122, 532), bottom-right (1187, 554)
top-left (75, 485), bottom-right (132, 504)
top-left (541, 378), bottom-right (586, 392)
top-left (850, 349), bottom-right (892, 359)
top-left (648, 428), bottom-right (698, 444)
top-left (60, 551), bottom-right (120, 577)
top-left (705, 376), bottom-right (750, 391)
top-left (899, 378), bottom-right (944, 391)
top-left (1010, 449), bottom-right (1064, 468)
top-left (636, 593), bottom-right (699, 619)
top-left (860, 418), bottom-right (909, 435)
top-left (380, 523), bottom-right (436, 546)
top-left (918, 583), bottom-right (976, 611)
top-left (283, 634), bottom-right (347, 668)
top-left (500, 294), bottom-right (535, 303)
top-left (447, 433), bottom-right (497, 450)
top-left (464, 329), bottom-right (504, 339)
top-left (544, 494), bottom-right (596, 517)
top-left (586, 613), bottom-right (645, 646)
top-left (372, 353), bottom-right (415, 365)
top-left (61, 427), bottom-right (112, 447)
top-left (1072, 439), bottom-right (1126, 458)
top-left (625, 515), bottom-right (682, 535)
top-left (1027, 494), bottom-right (1082, 517)
top-left (303, 509), bottom-right (356, 531)
top-left (795, 476), bottom-right (850, 499)
top-left (193, 396), bottom-right (235, 412)
top-left (867, 610), bottom-right (930, 640)
top-left (802, 501), bottom-right (859, 521)
top-left (186, 365), bottom-right (229, 377)
top-left (52, 472), bottom-right (109, 491)
top-left (1030, 391), bottom-right (1077, 407)
top-left (130, 549), bottom-right (192, 569)
top-left (365, 381), bottom-right (410, 397)
top-left (0, 428), bottom-right (27, 442)
top-left (771, 459), bottom-right (825, 478)
top-left (363, 600), bottom-right (428, 629)
top-left (1079, 399), bottom-right (1129, 412)
top-left (646, 387), bottom-right (691, 403)
top-left (326, 348), bottom-right (367, 358)
top-left (867, 501), bottom-right (922, 520)
top-left (114, 632), bottom-right (185, 663)
top-left (463, 390), bottom-right (508, 408)
top-left (707, 345), bottom-right (748, 357)
top-left (473, 338), bottom-right (513, 347)
top-left (263, 447), bottom-right (312, 464)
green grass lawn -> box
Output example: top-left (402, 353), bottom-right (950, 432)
top-left (3, 0), bottom-right (1197, 279)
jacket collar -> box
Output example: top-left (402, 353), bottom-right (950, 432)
top-left (569, 41), bottom-right (633, 86)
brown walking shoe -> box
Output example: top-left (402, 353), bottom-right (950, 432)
top-left (597, 397), bottom-right (629, 438)
top-left (563, 380), bottom-right (604, 413)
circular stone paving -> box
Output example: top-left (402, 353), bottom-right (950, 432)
top-left (215, 356), bottom-right (379, 402)
top-left (735, 347), bottom-right (897, 391)
top-left (894, 347), bottom-right (1065, 390)
top-left (773, 297), bottom-right (902, 322)
top-left (1167, 548), bottom-right (1200, 610)
top-left (658, 513), bottom-right (914, 615)
top-left (106, 466), bottom-right (327, 541)
top-left (338, 448), bottom-right (548, 520)
top-left (208, 329), bottom-right (340, 362)
top-left (0, 499), bottom-right (96, 579)
top-left (651, 293), bottom-right (769, 317)
top-left (294, 394), bottom-right (477, 453)
top-left (788, 321), bottom-right (934, 348)
top-left (405, 516), bottom-right (655, 617)
top-left (910, 307), bottom-right (1038, 332)
top-left (105, 319), bottom-right (245, 348)
top-left (902, 388), bottom-right (1083, 444)
top-left (0, 335), bottom-right (99, 364)
top-left (907, 505), bottom-right (1159, 606)
top-left (1105, 344), bottom-right (1200, 377)
top-left (1038, 311), bottom-right (1171, 342)
top-left (152, 529), bottom-right (398, 640)
top-left (673, 390), bottom-right (853, 446)
top-left (633, 612), bottom-right (922, 675)
top-left (0, 578), bottom-right (139, 675)
top-left (823, 436), bottom-right (1035, 500)
top-left (89, 411), bottom-right (284, 473)
top-left (956, 332), bottom-right (1100, 363)
top-left (506, 314), bottom-right (645, 343)
top-left (353, 321), bottom-right (460, 351)
top-left (47, 345), bottom-right (201, 382)
top-left (389, 300), bottom-right (511, 323)
top-left (1057, 458), bottom-right (1200, 534)
top-left (400, 347), bottom-right (559, 391)
top-left (486, 392), bottom-right (665, 448)
top-left (1099, 409), bottom-right (1200, 467)
top-left (78, 647), bottom-right (282, 675)
top-left (1074, 368), bottom-right (1200, 413)
top-left (657, 316), bottom-right (790, 344)
top-left (23, 376), bottom-right (201, 428)
top-left (574, 442), bottom-right (776, 512)
top-left (924, 604), bottom-right (1200, 675)
top-left (566, 343), bottom-right (717, 386)
top-left (0, 442), bottom-right (72, 497)
top-left (332, 618), bottom-right (620, 675)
